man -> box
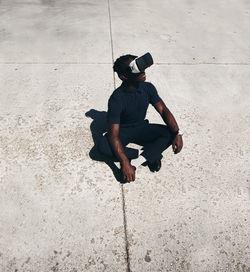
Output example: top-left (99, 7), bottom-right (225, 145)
top-left (98, 54), bottom-right (183, 183)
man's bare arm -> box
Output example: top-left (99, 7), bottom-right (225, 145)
top-left (107, 124), bottom-right (135, 182)
top-left (107, 124), bottom-right (129, 165)
top-left (153, 100), bottom-right (179, 132)
top-left (153, 100), bottom-right (183, 154)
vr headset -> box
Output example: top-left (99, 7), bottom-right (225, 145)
top-left (124, 52), bottom-right (153, 78)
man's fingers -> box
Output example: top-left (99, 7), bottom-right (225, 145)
top-left (131, 172), bottom-right (135, 182)
top-left (132, 173), bottom-right (135, 181)
top-left (123, 168), bottom-right (136, 183)
top-left (177, 139), bottom-right (183, 153)
top-left (128, 173), bottom-right (135, 182)
top-left (172, 142), bottom-right (175, 152)
top-left (123, 174), bottom-right (129, 182)
top-left (126, 174), bottom-right (130, 182)
top-left (179, 144), bottom-right (183, 152)
top-left (173, 143), bottom-right (177, 153)
top-left (122, 169), bottom-right (129, 181)
top-left (176, 143), bottom-right (180, 153)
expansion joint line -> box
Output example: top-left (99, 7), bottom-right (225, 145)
top-left (121, 185), bottom-right (131, 272)
top-left (107, 0), bottom-right (116, 87)
top-left (107, 0), bottom-right (131, 271)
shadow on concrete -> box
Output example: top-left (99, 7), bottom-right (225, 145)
top-left (85, 109), bottom-right (125, 183)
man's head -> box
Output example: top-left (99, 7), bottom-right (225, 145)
top-left (113, 54), bottom-right (146, 82)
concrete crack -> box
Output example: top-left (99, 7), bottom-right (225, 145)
top-left (107, 0), bottom-right (130, 271)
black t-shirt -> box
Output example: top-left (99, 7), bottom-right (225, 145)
top-left (107, 81), bottom-right (162, 127)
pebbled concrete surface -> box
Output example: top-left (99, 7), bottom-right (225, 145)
top-left (0, 64), bottom-right (127, 271)
top-left (0, 0), bottom-right (249, 272)
top-left (124, 65), bottom-right (250, 272)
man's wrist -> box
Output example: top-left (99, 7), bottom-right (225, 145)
top-left (173, 129), bottom-right (183, 136)
top-left (120, 157), bottom-right (130, 166)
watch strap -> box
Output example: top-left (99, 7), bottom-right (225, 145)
top-left (173, 129), bottom-right (183, 136)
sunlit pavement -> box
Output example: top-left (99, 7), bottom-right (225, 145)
top-left (0, 1), bottom-right (249, 271)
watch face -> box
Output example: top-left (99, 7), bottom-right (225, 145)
top-left (178, 130), bottom-right (183, 136)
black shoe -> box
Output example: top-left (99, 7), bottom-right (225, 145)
top-left (141, 161), bottom-right (148, 167)
top-left (148, 159), bottom-right (162, 172)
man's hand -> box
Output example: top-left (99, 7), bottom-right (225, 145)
top-left (121, 162), bottom-right (135, 182)
top-left (172, 135), bottom-right (183, 154)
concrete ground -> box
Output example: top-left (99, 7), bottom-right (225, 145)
top-left (0, 0), bottom-right (249, 271)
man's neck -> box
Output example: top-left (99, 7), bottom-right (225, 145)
top-left (123, 81), bottom-right (140, 91)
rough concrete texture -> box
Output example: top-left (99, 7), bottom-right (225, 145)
top-left (0, 0), bottom-right (249, 272)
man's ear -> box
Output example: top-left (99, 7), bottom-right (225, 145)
top-left (119, 74), bottom-right (127, 81)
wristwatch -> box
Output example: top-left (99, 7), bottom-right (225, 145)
top-left (174, 129), bottom-right (183, 136)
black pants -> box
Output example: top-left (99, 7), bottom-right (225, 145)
top-left (98, 119), bottom-right (176, 163)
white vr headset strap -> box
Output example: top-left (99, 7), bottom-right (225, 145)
top-left (129, 58), bottom-right (141, 73)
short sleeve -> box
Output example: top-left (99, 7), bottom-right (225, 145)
top-left (107, 94), bottom-right (122, 124)
top-left (148, 82), bottom-right (162, 105)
